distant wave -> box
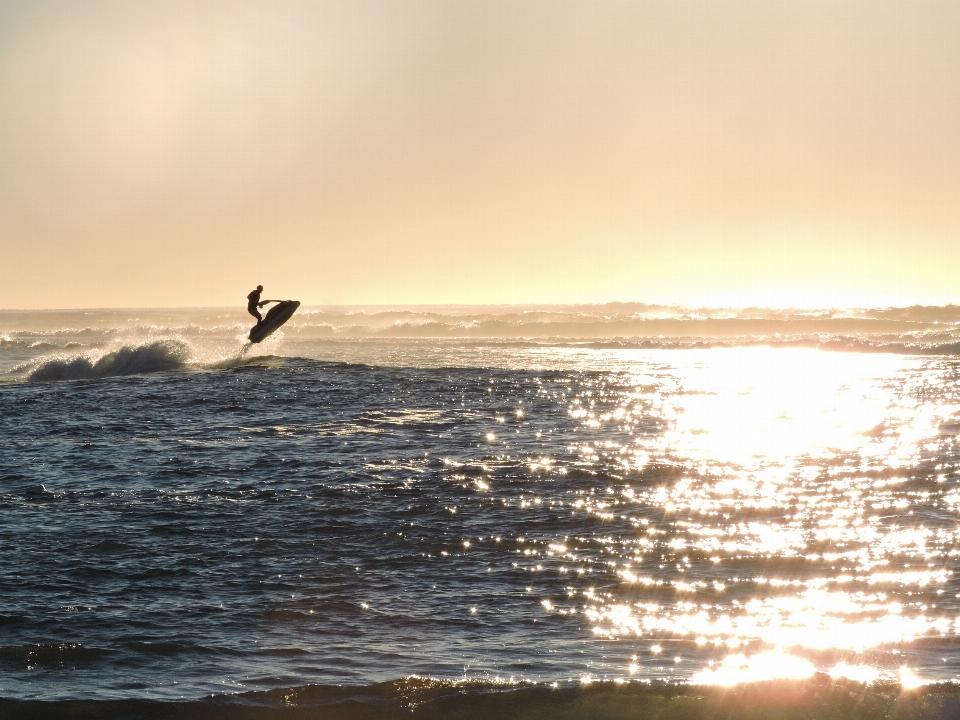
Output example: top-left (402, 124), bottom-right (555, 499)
top-left (8, 303), bottom-right (960, 343)
top-left (277, 306), bottom-right (960, 344)
top-left (14, 332), bottom-right (960, 385)
top-left (4, 326), bottom-right (118, 338)
top-left (27, 340), bottom-right (191, 382)
top-left (8, 305), bottom-right (960, 378)
top-left (573, 337), bottom-right (960, 355)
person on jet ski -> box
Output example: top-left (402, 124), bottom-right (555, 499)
top-left (247, 285), bottom-right (277, 325)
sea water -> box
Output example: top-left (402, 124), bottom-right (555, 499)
top-left (2, 305), bottom-right (959, 703)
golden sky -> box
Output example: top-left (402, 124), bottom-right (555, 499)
top-left (1, 1), bottom-right (959, 309)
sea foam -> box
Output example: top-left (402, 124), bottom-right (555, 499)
top-left (27, 340), bottom-right (190, 382)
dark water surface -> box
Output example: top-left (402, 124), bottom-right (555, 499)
top-left (4, 358), bottom-right (654, 698)
top-left (3, 312), bottom-right (960, 702)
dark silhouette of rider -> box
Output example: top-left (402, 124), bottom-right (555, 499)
top-left (247, 285), bottom-right (264, 324)
top-left (248, 285), bottom-right (281, 327)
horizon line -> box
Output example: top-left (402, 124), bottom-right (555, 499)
top-left (3, 300), bottom-right (960, 314)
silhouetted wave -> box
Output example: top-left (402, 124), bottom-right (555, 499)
top-left (26, 341), bottom-right (191, 381)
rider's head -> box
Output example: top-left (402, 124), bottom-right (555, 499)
top-left (257, 285), bottom-right (263, 292)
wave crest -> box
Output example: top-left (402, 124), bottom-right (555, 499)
top-left (27, 340), bottom-right (190, 382)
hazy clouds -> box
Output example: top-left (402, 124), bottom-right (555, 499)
top-left (2, 1), bottom-right (959, 308)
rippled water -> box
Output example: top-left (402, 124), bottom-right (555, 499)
top-left (2, 307), bottom-right (960, 700)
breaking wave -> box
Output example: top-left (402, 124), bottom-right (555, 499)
top-left (7, 304), bottom-right (960, 384)
top-left (26, 340), bottom-right (191, 382)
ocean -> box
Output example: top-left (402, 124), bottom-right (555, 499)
top-left (2, 304), bottom-right (959, 714)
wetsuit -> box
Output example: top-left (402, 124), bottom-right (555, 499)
top-left (247, 289), bottom-right (262, 323)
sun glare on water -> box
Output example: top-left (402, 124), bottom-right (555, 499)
top-left (557, 348), bottom-right (956, 686)
top-left (662, 349), bottom-right (939, 468)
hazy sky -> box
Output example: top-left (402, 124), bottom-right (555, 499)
top-left (1, 0), bottom-right (959, 309)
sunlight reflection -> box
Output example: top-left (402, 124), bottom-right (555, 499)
top-left (899, 666), bottom-right (927, 690)
top-left (586, 584), bottom-right (949, 651)
top-left (829, 662), bottom-right (881, 684)
top-left (691, 652), bottom-right (816, 686)
top-left (659, 349), bottom-right (926, 468)
top-left (558, 349), bottom-right (958, 683)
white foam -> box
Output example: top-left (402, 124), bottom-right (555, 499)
top-left (27, 340), bottom-right (191, 382)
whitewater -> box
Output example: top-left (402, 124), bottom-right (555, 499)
top-left (5, 304), bottom-right (960, 383)
top-left (2, 304), bottom-right (960, 714)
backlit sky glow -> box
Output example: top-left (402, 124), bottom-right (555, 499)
top-left (1, 1), bottom-right (959, 309)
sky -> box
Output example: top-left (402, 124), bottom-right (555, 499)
top-left (1, 0), bottom-right (959, 310)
